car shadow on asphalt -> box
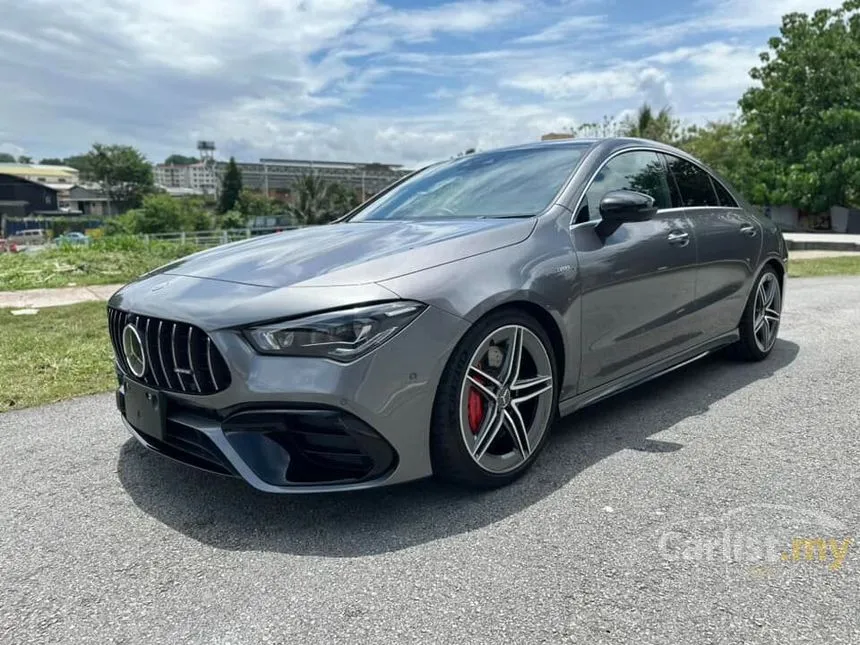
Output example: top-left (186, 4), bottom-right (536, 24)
top-left (117, 339), bottom-right (799, 557)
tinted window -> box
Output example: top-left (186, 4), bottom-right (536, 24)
top-left (576, 151), bottom-right (671, 223)
top-left (664, 155), bottom-right (718, 207)
top-left (349, 145), bottom-right (588, 221)
top-left (712, 179), bottom-right (738, 207)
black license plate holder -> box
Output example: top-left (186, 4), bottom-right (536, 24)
top-left (124, 380), bottom-right (166, 442)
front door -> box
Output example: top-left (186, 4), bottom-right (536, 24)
top-left (571, 150), bottom-right (700, 393)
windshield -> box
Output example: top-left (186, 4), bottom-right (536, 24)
top-left (348, 145), bottom-right (588, 221)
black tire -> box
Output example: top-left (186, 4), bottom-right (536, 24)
top-left (430, 308), bottom-right (559, 489)
top-left (727, 266), bottom-right (782, 362)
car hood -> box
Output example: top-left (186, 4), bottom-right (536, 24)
top-left (156, 219), bottom-right (536, 288)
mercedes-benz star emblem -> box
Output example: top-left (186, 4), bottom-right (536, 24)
top-left (121, 324), bottom-right (147, 378)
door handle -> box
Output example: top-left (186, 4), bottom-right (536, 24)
top-left (667, 231), bottom-right (689, 246)
top-left (740, 224), bottom-right (757, 237)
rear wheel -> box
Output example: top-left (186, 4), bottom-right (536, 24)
top-left (431, 310), bottom-right (558, 488)
top-left (729, 266), bottom-right (782, 361)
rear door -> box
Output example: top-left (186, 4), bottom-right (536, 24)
top-left (662, 154), bottom-right (762, 339)
top-left (571, 150), bottom-right (699, 392)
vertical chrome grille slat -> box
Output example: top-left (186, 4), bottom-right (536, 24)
top-left (171, 323), bottom-right (187, 392)
top-left (144, 317), bottom-right (160, 387)
top-left (156, 320), bottom-right (173, 389)
top-left (108, 307), bottom-right (229, 395)
top-left (187, 328), bottom-right (202, 393)
top-left (206, 337), bottom-right (219, 391)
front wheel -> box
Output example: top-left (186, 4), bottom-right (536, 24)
top-left (430, 310), bottom-right (558, 488)
top-left (729, 266), bottom-right (783, 361)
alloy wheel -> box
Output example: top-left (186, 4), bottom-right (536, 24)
top-left (753, 272), bottom-right (781, 353)
top-left (458, 325), bottom-right (554, 474)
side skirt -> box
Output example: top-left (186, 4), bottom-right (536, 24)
top-left (558, 330), bottom-right (740, 417)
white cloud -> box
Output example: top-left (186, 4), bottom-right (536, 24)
top-left (0, 0), bottom-right (833, 165)
top-left (504, 65), bottom-right (671, 105)
top-left (513, 14), bottom-right (607, 43)
top-left (369, 0), bottom-right (525, 40)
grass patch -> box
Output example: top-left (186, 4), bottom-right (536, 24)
top-left (0, 302), bottom-right (115, 412)
top-left (0, 237), bottom-right (199, 291)
top-left (788, 255), bottom-right (860, 277)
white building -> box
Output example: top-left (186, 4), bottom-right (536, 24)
top-left (153, 162), bottom-right (217, 195)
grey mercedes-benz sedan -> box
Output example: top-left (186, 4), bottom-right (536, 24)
top-left (108, 138), bottom-right (787, 492)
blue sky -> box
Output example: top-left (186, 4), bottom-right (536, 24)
top-left (0, 0), bottom-right (843, 167)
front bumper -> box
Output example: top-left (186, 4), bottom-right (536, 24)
top-left (117, 384), bottom-right (400, 493)
top-left (113, 302), bottom-right (471, 493)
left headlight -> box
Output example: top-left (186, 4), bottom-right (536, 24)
top-left (244, 301), bottom-right (427, 362)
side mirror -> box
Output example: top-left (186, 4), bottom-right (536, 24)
top-left (598, 190), bottom-right (657, 223)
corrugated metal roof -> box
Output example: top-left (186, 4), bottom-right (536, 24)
top-left (0, 163), bottom-right (79, 178)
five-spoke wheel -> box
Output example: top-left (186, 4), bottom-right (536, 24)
top-left (731, 266), bottom-right (783, 361)
top-left (432, 311), bottom-right (558, 487)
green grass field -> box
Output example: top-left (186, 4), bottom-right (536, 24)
top-left (0, 237), bottom-right (199, 291)
top-left (0, 302), bottom-right (115, 412)
top-left (788, 255), bottom-right (860, 277)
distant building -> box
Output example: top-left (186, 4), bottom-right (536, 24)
top-left (540, 133), bottom-right (575, 141)
top-left (0, 174), bottom-right (59, 219)
top-left (153, 162), bottom-right (217, 195)
top-left (218, 158), bottom-right (412, 199)
top-left (0, 162), bottom-right (80, 188)
top-left (65, 185), bottom-right (118, 216)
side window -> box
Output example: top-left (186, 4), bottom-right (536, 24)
top-left (576, 151), bottom-right (671, 223)
top-left (712, 179), bottom-right (738, 207)
top-left (664, 155), bottom-right (719, 207)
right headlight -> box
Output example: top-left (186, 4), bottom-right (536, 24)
top-left (243, 301), bottom-right (427, 362)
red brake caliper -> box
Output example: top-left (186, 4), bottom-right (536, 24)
top-left (468, 384), bottom-right (485, 434)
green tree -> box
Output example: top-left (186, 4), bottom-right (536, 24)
top-left (622, 103), bottom-right (681, 144)
top-left (218, 210), bottom-right (248, 230)
top-left (678, 118), bottom-right (770, 203)
top-left (0, 153), bottom-right (15, 163)
top-left (39, 157), bottom-right (65, 165)
top-left (218, 157), bottom-right (242, 213)
top-left (739, 0), bottom-right (860, 210)
top-left (17, 155), bottom-right (33, 164)
top-left (118, 194), bottom-right (213, 233)
top-left (574, 115), bottom-right (624, 138)
top-left (164, 154), bottom-right (199, 165)
top-left (328, 183), bottom-right (361, 217)
top-left (61, 154), bottom-right (95, 179)
top-left (287, 174), bottom-right (334, 224)
top-left (87, 143), bottom-right (154, 210)
top-left (237, 188), bottom-right (275, 219)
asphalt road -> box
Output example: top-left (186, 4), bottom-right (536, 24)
top-left (2, 277), bottom-right (858, 644)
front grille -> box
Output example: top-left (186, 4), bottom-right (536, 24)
top-left (108, 307), bottom-right (231, 395)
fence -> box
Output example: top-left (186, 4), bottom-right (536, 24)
top-left (139, 226), bottom-right (304, 248)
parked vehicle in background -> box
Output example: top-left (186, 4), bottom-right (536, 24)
top-left (8, 229), bottom-right (48, 247)
top-left (0, 237), bottom-right (19, 253)
top-left (54, 231), bottom-right (92, 246)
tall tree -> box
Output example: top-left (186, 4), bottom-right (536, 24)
top-left (62, 154), bottom-right (96, 180)
top-left (739, 0), bottom-right (860, 210)
top-left (39, 157), bottom-right (64, 165)
top-left (237, 188), bottom-right (275, 218)
top-left (164, 154), bottom-right (199, 165)
top-left (621, 103), bottom-right (681, 143)
top-left (86, 143), bottom-right (154, 211)
top-left (17, 155), bottom-right (33, 164)
top-left (0, 153), bottom-right (15, 163)
top-left (218, 157), bottom-right (243, 213)
top-left (575, 115), bottom-right (625, 138)
top-left (287, 174), bottom-right (334, 224)
top-left (678, 118), bottom-right (766, 203)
